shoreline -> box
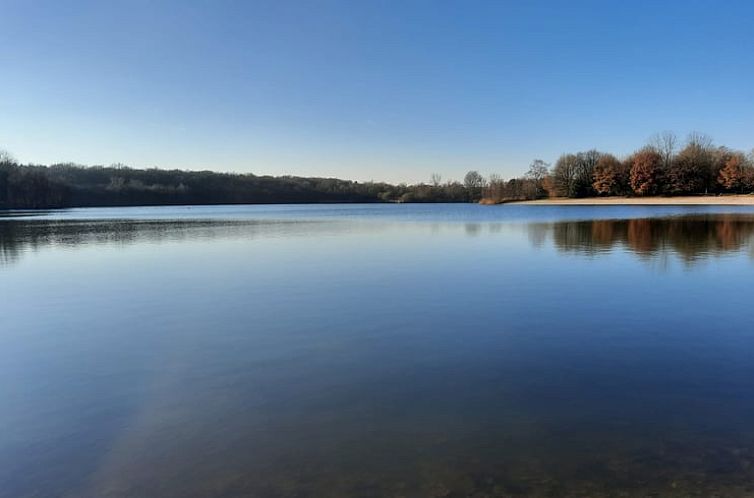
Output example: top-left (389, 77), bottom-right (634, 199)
top-left (509, 195), bottom-right (754, 205)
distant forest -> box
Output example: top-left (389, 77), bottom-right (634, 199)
top-left (0, 150), bottom-right (482, 209)
top-left (2, 132), bottom-right (753, 209)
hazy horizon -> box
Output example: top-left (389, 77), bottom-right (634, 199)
top-left (3, 0), bottom-right (754, 184)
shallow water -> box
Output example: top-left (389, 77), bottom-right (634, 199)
top-left (2, 203), bottom-right (754, 497)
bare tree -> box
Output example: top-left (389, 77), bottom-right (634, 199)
top-left (552, 153), bottom-right (579, 197)
top-left (0, 149), bottom-right (15, 208)
top-left (482, 173), bottom-right (503, 202)
top-left (525, 159), bottom-right (550, 198)
top-left (553, 151), bottom-right (603, 198)
top-left (662, 133), bottom-right (713, 194)
top-left (525, 159), bottom-right (549, 181)
top-left (463, 170), bottom-right (485, 189)
top-left (668, 132), bottom-right (715, 193)
top-left (577, 150), bottom-right (601, 193)
top-left (430, 173), bottom-right (443, 187)
top-left (687, 131), bottom-right (713, 150)
top-left (0, 149), bottom-right (15, 164)
top-left (649, 131), bottom-right (677, 170)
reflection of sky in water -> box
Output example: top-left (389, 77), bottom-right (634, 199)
top-left (2, 204), bottom-right (754, 497)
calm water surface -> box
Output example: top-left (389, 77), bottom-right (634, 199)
top-left (2, 203), bottom-right (754, 497)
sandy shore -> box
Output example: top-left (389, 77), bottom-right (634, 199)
top-left (512, 195), bottom-right (754, 205)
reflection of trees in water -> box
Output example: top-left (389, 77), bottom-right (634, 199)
top-left (537, 215), bottom-right (754, 263)
top-left (464, 223), bottom-right (482, 236)
top-left (0, 219), bottom-right (348, 266)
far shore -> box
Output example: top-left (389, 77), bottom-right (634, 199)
top-left (506, 195), bottom-right (754, 206)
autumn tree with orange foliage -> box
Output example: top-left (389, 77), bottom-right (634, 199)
top-left (630, 149), bottom-right (663, 195)
top-left (718, 154), bottom-right (745, 192)
top-left (592, 154), bottom-right (629, 196)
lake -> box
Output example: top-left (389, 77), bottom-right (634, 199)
top-left (2, 203), bottom-right (754, 497)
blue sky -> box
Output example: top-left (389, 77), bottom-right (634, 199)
top-left (2, 0), bottom-right (753, 183)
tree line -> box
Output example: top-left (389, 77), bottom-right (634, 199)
top-left (0, 150), bottom-right (488, 209)
top-left (3, 132), bottom-right (753, 209)
top-left (483, 132), bottom-right (754, 203)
